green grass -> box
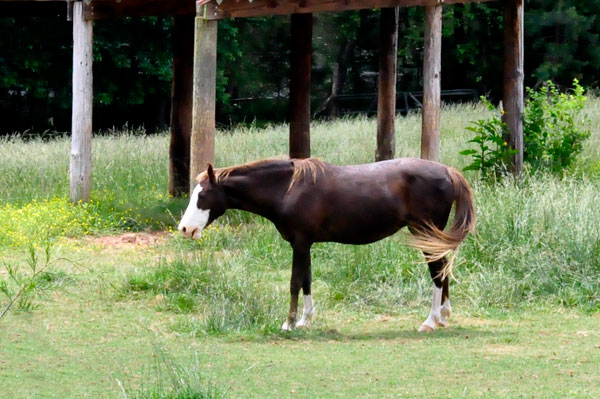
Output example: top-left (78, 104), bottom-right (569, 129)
top-left (2, 281), bottom-right (599, 398)
top-left (1, 99), bottom-right (600, 398)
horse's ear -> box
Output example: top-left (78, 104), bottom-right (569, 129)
top-left (207, 163), bottom-right (216, 185)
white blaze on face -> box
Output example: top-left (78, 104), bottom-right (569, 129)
top-left (178, 184), bottom-right (210, 239)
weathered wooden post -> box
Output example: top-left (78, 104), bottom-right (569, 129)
top-left (190, 7), bottom-right (217, 190)
top-left (289, 13), bottom-right (312, 159)
top-left (169, 15), bottom-right (194, 197)
top-left (421, 3), bottom-right (442, 162)
top-left (70, 0), bottom-right (93, 203)
top-left (376, 7), bottom-right (399, 162)
top-left (503, 0), bottom-right (524, 174)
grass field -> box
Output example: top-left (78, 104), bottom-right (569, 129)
top-left (1, 100), bottom-right (600, 398)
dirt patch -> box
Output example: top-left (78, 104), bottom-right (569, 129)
top-left (86, 231), bottom-right (167, 250)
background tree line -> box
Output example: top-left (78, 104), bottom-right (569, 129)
top-left (0, 0), bottom-right (598, 134)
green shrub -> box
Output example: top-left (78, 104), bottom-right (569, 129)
top-left (524, 79), bottom-right (590, 172)
top-left (460, 79), bottom-right (590, 175)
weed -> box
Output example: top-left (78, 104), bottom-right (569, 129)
top-left (460, 97), bottom-right (516, 177)
top-left (118, 347), bottom-right (224, 399)
top-left (0, 240), bottom-right (68, 318)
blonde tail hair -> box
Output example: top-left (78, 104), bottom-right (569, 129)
top-left (409, 167), bottom-right (475, 279)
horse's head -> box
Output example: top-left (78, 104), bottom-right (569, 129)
top-left (178, 164), bottom-right (226, 239)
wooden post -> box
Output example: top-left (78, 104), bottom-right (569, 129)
top-left (376, 7), bottom-right (399, 161)
top-left (503, 0), bottom-right (524, 174)
top-left (169, 16), bottom-right (194, 197)
top-left (421, 4), bottom-right (442, 162)
top-left (289, 13), bottom-right (312, 159)
top-left (190, 14), bottom-right (217, 190)
top-left (70, 1), bottom-right (93, 203)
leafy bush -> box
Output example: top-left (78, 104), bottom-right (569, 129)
top-left (461, 79), bottom-right (590, 175)
top-left (524, 79), bottom-right (590, 172)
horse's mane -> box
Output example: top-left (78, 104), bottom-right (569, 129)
top-left (289, 158), bottom-right (325, 191)
top-left (195, 157), bottom-right (326, 190)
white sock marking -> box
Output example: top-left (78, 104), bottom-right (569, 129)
top-left (420, 285), bottom-right (443, 331)
top-left (295, 295), bottom-right (314, 328)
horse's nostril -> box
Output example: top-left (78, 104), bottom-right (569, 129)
top-left (182, 226), bottom-right (187, 233)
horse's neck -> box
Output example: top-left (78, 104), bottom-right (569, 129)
top-left (221, 164), bottom-right (292, 218)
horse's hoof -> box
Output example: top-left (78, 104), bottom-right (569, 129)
top-left (295, 317), bottom-right (311, 329)
top-left (418, 324), bottom-right (434, 333)
top-left (282, 319), bottom-right (295, 331)
top-left (441, 305), bottom-right (452, 321)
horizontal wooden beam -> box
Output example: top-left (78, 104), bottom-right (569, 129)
top-left (83, 0), bottom-right (194, 20)
top-left (203, 0), bottom-right (498, 20)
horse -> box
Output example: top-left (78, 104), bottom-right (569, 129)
top-left (178, 157), bottom-right (475, 332)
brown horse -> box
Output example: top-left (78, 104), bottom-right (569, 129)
top-left (178, 157), bottom-right (475, 332)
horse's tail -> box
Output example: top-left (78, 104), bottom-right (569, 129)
top-left (409, 167), bottom-right (476, 279)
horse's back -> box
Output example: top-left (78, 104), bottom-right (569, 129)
top-left (279, 158), bottom-right (454, 243)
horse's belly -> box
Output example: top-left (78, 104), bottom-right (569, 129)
top-left (318, 215), bottom-right (404, 244)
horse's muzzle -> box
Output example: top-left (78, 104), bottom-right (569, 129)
top-left (179, 225), bottom-right (201, 239)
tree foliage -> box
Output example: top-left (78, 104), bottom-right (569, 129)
top-left (0, 1), bottom-right (599, 133)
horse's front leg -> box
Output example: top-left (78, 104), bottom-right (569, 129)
top-left (282, 242), bottom-right (312, 331)
top-left (296, 253), bottom-right (314, 328)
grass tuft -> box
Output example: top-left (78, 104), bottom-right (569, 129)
top-left (119, 348), bottom-right (224, 399)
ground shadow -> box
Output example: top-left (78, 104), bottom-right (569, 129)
top-left (243, 323), bottom-right (506, 344)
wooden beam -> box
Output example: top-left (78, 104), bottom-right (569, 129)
top-left (168, 15), bottom-right (194, 197)
top-left (376, 7), bottom-right (398, 161)
top-left (421, 4), bottom-right (441, 162)
top-left (70, 1), bottom-right (93, 203)
top-left (189, 16), bottom-right (217, 190)
top-left (503, 0), bottom-right (524, 174)
top-left (289, 13), bottom-right (312, 159)
top-left (203, 0), bottom-right (497, 20)
top-left (83, 0), bottom-right (195, 20)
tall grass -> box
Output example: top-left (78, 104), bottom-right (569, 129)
top-left (0, 103), bottom-right (492, 205)
top-left (2, 100), bottom-right (599, 327)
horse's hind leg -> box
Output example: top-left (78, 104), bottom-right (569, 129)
top-left (419, 257), bottom-right (451, 332)
top-left (440, 275), bottom-right (452, 326)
